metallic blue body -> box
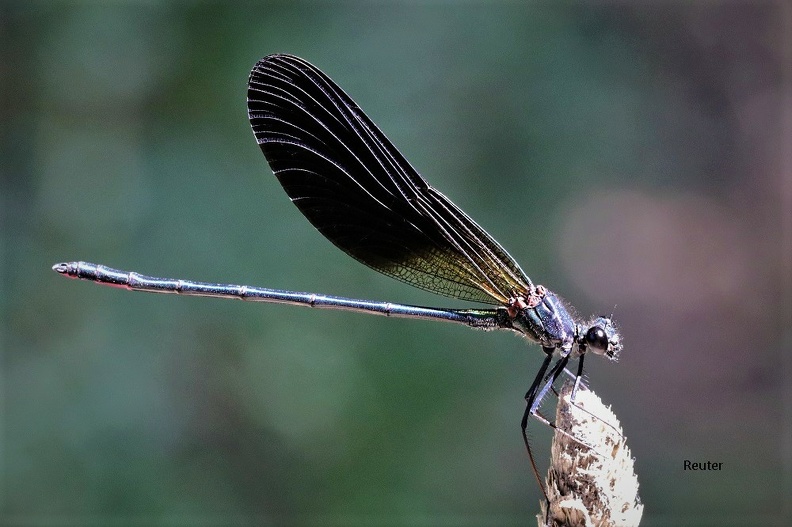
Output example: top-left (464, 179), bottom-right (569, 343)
top-left (513, 290), bottom-right (577, 353)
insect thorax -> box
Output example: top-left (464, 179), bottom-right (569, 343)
top-left (508, 286), bottom-right (576, 352)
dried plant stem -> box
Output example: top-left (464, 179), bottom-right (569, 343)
top-left (537, 381), bottom-right (643, 527)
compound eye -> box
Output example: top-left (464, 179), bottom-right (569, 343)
top-left (585, 326), bottom-right (609, 351)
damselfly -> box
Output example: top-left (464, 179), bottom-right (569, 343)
top-left (53, 54), bottom-right (622, 499)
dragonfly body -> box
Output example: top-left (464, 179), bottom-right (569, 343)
top-left (53, 54), bottom-right (622, 501)
top-left (53, 261), bottom-right (506, 328)
top-left (53, 261), bottom-right (614, 361)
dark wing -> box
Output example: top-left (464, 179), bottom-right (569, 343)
top-left (247, 54), bottom-right (532, 305)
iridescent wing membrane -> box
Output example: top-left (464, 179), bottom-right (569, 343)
top-left (247, 54), bottom-right (532, 305)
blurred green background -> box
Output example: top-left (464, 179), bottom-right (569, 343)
top-left (3, 1), bottom-right (790, 525)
